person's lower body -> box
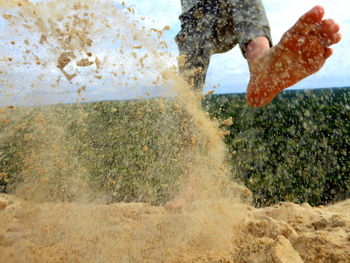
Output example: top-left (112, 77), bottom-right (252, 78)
top-left (176, 0), bottom-right (272, 91)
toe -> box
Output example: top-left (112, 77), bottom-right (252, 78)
top-left (320, 19), bottom-right (340, 35)
top-left (292, 6), bottom-right (325, 34)
top-left (316, 19), bottom-right (341, 46)
top-left (334, 33), bottom-right (342, 44)
top-left (324, 47), bottom-right (333, 59)
top-left (299, 6), bottom-right (324, 25)
top-left (320, 31), bottom-right (342, 47)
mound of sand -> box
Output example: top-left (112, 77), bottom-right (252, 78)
top-left (0, 194), bottom-right (349, 263)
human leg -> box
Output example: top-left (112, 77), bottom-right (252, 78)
top-left (245, 36), bottom-right (270, 61)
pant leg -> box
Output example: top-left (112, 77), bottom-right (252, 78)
top-left (229, 0), bottom-right (272, 57)
top-left (176, 38), bottom-right (211, 91)
top-left (175, 2), bottom-right (218, 91)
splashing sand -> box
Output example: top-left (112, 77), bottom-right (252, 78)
top-left (0, 1), bottom-right (349, 262)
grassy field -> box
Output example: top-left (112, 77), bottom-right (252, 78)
top-left (0, 88), bottom-right (349, 206)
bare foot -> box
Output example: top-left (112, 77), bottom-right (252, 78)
top-left (164, 180), bottom-right (196, 210)
top-left (246, 6), bottom-right (341, 107)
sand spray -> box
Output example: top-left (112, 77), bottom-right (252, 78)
top-left (0, 1), bottom-right (254, 262)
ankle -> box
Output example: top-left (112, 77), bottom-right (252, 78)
top-left (245, 36), bottom-right (270, 62)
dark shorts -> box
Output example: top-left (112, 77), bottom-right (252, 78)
top-left (176, 0), bottom-right (272, 90)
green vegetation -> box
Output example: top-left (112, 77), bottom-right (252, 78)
top-left (203, 88), bottom-right (350, 206)
top-left (0, 88), bottom-right (349, 207)
top-left (0, 100), bottom-right (192, 204)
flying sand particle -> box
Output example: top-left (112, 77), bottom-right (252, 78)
top-left (77, 58), bottom-right (94, 67)
top-left (223, 117), bottom-right (233, 127)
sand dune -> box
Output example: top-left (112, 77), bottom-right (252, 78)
top-left (1, 194), bottom-right (349, 263)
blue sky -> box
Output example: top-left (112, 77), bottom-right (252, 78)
top-left (0, 0), bottom-right (349, 105)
